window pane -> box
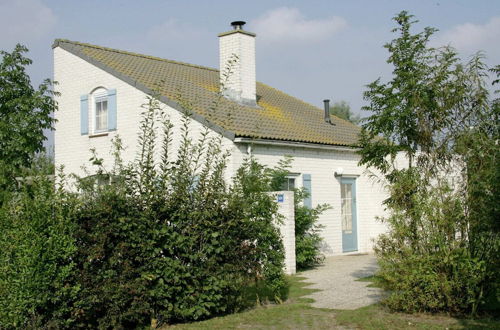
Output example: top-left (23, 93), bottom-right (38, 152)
top-left (279, 177), bottom-right (296, 191)
top-left (95, 100), bottom-right (108, 131)
top-left (345, 184), bottom-right (352, 200)
top-left (341, 182), bottom-right (353, 233)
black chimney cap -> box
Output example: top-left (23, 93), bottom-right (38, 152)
top-left (231, 21), bottom-right (246, 30)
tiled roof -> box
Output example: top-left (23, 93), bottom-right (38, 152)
top-left (53, 39), bottom-right (361, 147)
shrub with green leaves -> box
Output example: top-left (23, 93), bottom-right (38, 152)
top-left (0, 168), bottom-right (78, 329)
top-left (266, 156), bottom-right (329, 271)
top-left (68, 95), bottom-right (286, 328)
top-left (294, 188), bottom-right (329, 270)
top-left (0, 91), bottom-right (287, 328)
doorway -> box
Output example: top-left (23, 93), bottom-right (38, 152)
top-left (341, 178), bottom-right (358, 252)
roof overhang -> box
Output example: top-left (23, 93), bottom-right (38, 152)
top-left (233, 137), bottom-right (359, 152)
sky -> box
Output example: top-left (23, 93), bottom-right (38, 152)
top-left (1, 0), bottom-right (499, 147)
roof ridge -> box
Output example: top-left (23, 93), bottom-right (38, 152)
top-left (53, 39), bottom-right (220, 73)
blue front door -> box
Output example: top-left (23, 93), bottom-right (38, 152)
top-left (341, 178), bottom-right (358, 252)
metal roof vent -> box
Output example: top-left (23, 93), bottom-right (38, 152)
top-left (323, 99), bottom-right (334, 125)
top-left (231, 21), bottom-right (246, 30)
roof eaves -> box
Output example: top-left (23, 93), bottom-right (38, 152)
top-left (55, 40), bottom-right (236, 141)
top-left (233, 137), bottom-right (359, 151)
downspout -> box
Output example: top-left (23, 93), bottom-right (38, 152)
top-left (246, 144), bottom-right (252, 156)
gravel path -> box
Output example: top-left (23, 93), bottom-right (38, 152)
top-left (300, 254), bottom-right (384, 310)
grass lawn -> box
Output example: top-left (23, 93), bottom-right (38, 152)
top-left (165, 275), bottom-right (500, 329)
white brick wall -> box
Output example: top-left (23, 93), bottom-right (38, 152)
top-left (54, 46), bottom-right (391, 258)
top-left (219, 32), bottom-right (256, 104)
top-left (54, 47), bottom-right (236, 182)
top-left (270, 191), bottom-right (296, 275)
top-left (231, 143), bottom-right (390, 256)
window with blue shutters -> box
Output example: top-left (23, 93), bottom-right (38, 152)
top-left (80, 87), bottom-right (117, 135)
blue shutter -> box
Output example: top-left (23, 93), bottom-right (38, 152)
top-left (80, 94), bottom-right (89, 135)
top-left (303, 174), bottom-right (312, 208)
top-left (107, 89), bottom-right (117, 131)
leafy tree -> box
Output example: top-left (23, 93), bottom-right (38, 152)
top-left (359, 11), bottom-right (499, 315)
top-left (329, 100), bottom-right (360, 124)
top-left (0, 44), bottom-right (57, 191)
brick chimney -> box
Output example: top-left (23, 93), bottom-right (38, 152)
top-left (218, 21), bottom-right (257, 106)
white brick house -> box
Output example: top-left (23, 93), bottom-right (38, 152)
top-left (53, 21), bottom-right (389, 257)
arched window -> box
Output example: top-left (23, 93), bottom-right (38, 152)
top-left (80, 87), bottom-right (117, 135)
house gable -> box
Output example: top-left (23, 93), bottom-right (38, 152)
top-left (53, 46), bottom-right (237, 179)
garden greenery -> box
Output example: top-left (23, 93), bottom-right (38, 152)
top-left (293, 188), bottom-right (328, 270)
top-left (266, 156), bottom-right (328, 270)
top-left (0, 45), bottom-right (57, 200)
top-left (0, 45), bottom-right (328, 328)
top-left (0, 92), bottom-right (287, 328)
top-left (360, 11), bottom-right (499, 315)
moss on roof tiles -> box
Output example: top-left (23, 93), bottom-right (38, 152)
top-left (54, 39), bottom-right (361, 147)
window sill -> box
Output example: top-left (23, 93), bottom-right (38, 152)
top-left (89, 132), bottom-right (109, 138)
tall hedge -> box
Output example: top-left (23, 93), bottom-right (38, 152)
top-left (0, 173), bottom-right (78, 329)
top-left (0, 95), bottom-right (286, 328)
top-left (69, 96), bottom-right (286, 328)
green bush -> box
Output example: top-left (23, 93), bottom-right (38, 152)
top-left (68, 96), bottom-right (286, 328)
top-left (0, 94), bottom-right (287, 328)
top-left (0, 171), bottom-right (78, 329)
top-left (266, 157), bottom-right (329, 271)
top-left (378, 249), bottom-right (488, 314)
top-left (294, 189), bottom-right (328, 270)
top-left (374, 164), bottom-right (498, 315)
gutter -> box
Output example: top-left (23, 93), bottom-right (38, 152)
top-left (233, 137), bottom-right (360, 152)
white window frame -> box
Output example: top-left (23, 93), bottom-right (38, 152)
top-left (90, 87), bottom-right (108, 134)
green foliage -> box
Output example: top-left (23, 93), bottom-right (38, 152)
top-left (0, 45), bottom-right (57, 192)
top-left (293, 188), bottom-right (329, 270)
top-left (360, 11), bottom-right (499, 315)
top-left (266, 157), bottom-right (329, 270)
top-left (374, 169), bottom-right (496, 314)
top-left (329, 100), bottom-right (360, 124)
top-left (0, 168), bottom-right (78, 329)
top-left (67, 96), bottom-right (286, 328)
top-left (0, 89), bottom-right (287, 328)
top-left (0, 52), bottom-right (288, 327)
